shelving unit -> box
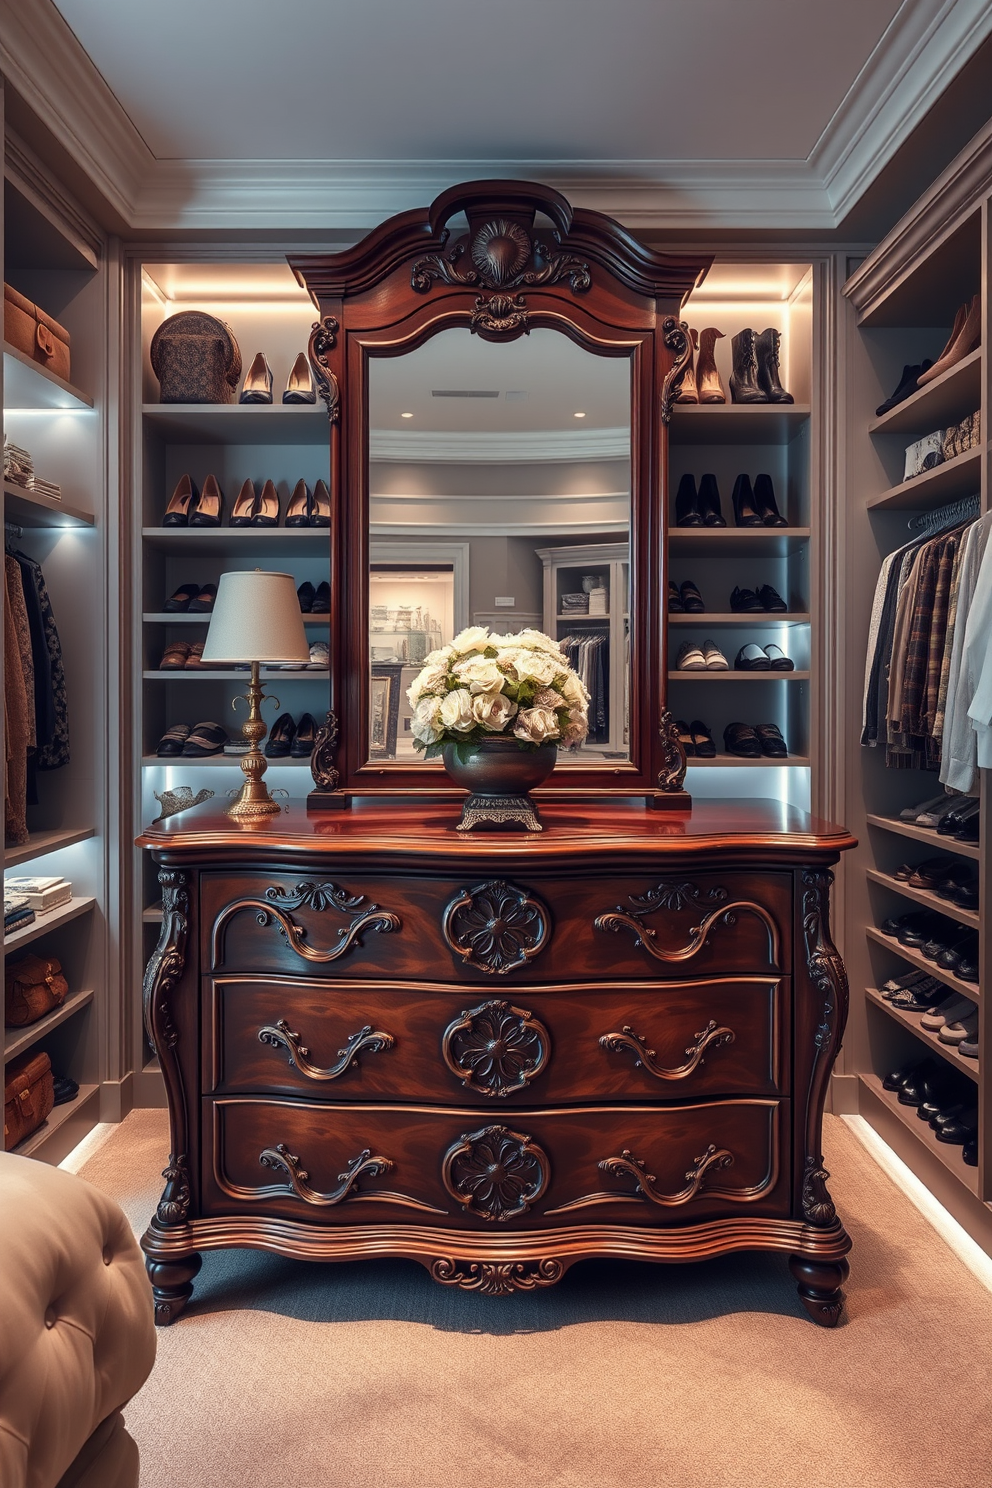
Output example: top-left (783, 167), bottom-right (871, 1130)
top-left (668, 263), bottom-right (815, 803)
top-left (538, 541), bottom-right (629, 759)
top-left (842, 137), bottom-right (990, 1250)
top-left (2, 152), bottom-right (110, 1161)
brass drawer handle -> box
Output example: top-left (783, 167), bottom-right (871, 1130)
top-left (547, 1144), bottom-right (734, 1215)
top-left (257, 1143), bottom-right (445, 1213)
top-left (442, 999), bottom-right (549, 1098)
top-left (258, 1018), bottom-right (394, 1081)
top-left (599, 1020), bottom-right (734, 1081)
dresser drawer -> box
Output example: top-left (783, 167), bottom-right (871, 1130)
top-left (201, 868), bottom-right (790, 984)
top-left (206, 975), bottom-right (786, 1103)
top-left (203, 1096), bottom-right (789, 1229)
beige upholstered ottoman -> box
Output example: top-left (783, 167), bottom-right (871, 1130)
top-left (0, 1152), bottom-right (156, 1488)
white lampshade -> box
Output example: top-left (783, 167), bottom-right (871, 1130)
top-left (201, 570), bottom-right (311, 664)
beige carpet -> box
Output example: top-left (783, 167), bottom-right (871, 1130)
top-left (78, 1110), bottom-right (992, 1488)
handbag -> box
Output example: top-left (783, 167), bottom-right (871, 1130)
top-left (4, 1050), bottom-right (55, 1150)
top-left (4, 282), bottom-right (72, 383)
top-left (5, 951), bottom-right (69, 1027)
top-left (150, 311), bottom-right (242, 404)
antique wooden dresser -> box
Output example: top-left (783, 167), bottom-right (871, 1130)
top-left (139, 798), bottom-right (856, 1325)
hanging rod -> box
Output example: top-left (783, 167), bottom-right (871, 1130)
top-left (907, 492), bottom-right (980, 535)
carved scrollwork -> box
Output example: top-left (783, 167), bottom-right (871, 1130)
top-left (629, 880), bottom-right (728, 914)
top-left (546, 1144), bottom-right (734, 1215)
top-left (308, 315), bottom-right (341, 423)
top-left (258, 1018), bottom-right (394, 1082)
top-left (211, 883), bottom-right (400, 967)
top-left (599, 1020), bottom-right (735, 1082)
top-left (442, 999), bottom-right (550, 1097)
top-left (659, 316), bottom-right (693, 424)
top-left (802, 1158), bottom-right (837, 1225)
top-left (800, 869), bottom-right (848, 1227)
top-left (411, 219), bottom-right (591, 298)
top-left (143, 869), bottom-right (192, 1229)
top-left (257, 1143), bottom-right (445, 1213)
top-left (430, 1257), bottom-right (564, 1295)
top-left (658, 708), bottom-right (688, 792)
top-left (442, 879), bottom-right (550, 975)
top-left (471, 292), bottom-right (528, 335)
top-left (310, 710), bottom-right (341, 792)
top-left (442, 1124), bottom-right (550, 1222)
top-left (594, 884), bottom-right (779, 968)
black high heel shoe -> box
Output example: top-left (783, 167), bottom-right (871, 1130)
top-left (697, 473), bottom-right (726, 526)
top-left (675, 473), bottom-right (702, 526)
top-left (264, 712), bottom-right (297, 757)
top-left (731, 474), bottom-right (763, 526)
top-left (230, 479), bottom-right (256, 526)
top-left (283, 353), bottom-right (316, 404)
top-left (285, 480), bottom-right (311, 526)
top-left (189, 474), bottom-right (223, 526)
top-left (291, 713), bottom-right (317, 756)
top-left (163, 474), bottom-right (199, 526)
top-left (240, 352), bottom-right (273, 404)
top-left (310, 479), bottom-right (331, 527)
top-left (252, 479), bottom-right (280, 526)
top-left (753, 473), bottom-right (787, 527)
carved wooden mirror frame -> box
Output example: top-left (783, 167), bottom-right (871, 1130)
top-left (290, 181), bottom-right (711, 811)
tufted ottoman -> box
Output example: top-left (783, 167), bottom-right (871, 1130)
top-left (0, 1152), bottom-right (156, 1488)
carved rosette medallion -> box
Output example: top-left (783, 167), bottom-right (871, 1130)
top-left (310, 710), bottom-right (341, 792)
top-left (142, 868), bottom-right (192, 1229)
top-left (307, 315), bottom-right (340, 423)
top-left (800, 868), bottom-right (848, 1227)
top-left (430, 1257), bottom-right (564, 1295)
top-left (442, 879), bottom-right (550, 975)
top-left (442, 999), bottom-right (550, 1097)
top-left (442, 1124), bottom-right (550, 1222)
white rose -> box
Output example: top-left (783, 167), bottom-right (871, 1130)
top-left (422, 645), bottom-right (454, 667)
top-left (513, 705), bottom-right (561, 744)
top-left (439, 687), bottom-right (475, 732)
top-left (561, 671), bottom-right (589, 708)
top-left (512, 650), bottom-right (558, 686)
top-left (450, 626), bottom-right (490, 655)
top-left (561, 708), bottom-right (589, 747)
top-left (453, 656), bottom-right (505, 694)
top-left (411, 695), bottom-right (445, 745)
top-left (407, 661), bottom-right (450, 706)
top-left (515, 629), bottom-right (565, 658)
top-left (471, 692), bottom-right (518, 732)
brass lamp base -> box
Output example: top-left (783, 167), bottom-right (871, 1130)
top-left (227, 661), bottom-right (282, 820)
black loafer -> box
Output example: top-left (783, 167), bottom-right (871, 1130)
top-left (735, 643), bottom-right (770, 671)
top-left (182, 721), bottom-right (229, 757)
top-left (297, 581), bottom-right (315, 613)
top-left (265, 712), bottom-right (297, 757)
top-left (291, 713), bottom-right (316, 757)
top-left (668, 581), bottom-right (683, 613)
top-left (754, 723), bottom-right (788, 757)
top-left (730, 586), bottom-right (762, 612)
top-left (311, 581), bottom-right (331, 614)
top-left (724, 722), bottom-right (761, 758)
top-left (680, 580), bottom-right (705, 613)
top-left (690, 719), bottom-right (716, 757)
top-left (163, 583), bottom-right (199, 613)
top-left (156, 722), bottom-right (192, 757)
top-left (758, 584), bottom-right (788, 612)
top-left (188, 584), bottom-right (217, 613)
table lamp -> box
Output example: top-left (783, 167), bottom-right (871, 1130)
top-left (201, 570), bottom-right (312, 819)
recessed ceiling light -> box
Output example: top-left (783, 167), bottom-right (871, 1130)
top-left (400, 411), bottom-right (414, 419)
top-left (573, 411), bottom-right (586, 419)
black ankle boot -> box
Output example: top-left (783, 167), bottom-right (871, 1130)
top-left (755, 328), bottom-right (794, 404)
top-left (675, 473), bottom-right (703, 526)
top-left (753, 473), bottom-right (787, 526)
top-left (729, 329), bottom-right (766, 403)
top-left (731, 474), bottom-right (763, 526)
top-left (697, 473), bottom-right (726, 526)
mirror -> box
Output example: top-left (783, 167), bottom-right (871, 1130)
top-left (366, 327), bottom-right (631, 765)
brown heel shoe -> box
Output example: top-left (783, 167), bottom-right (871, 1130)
top-left (189, 474), bottom-right (223, 526)
top-left (285, 480), bottom-right (311, 526)
top-left (163, 474), bottom-right (199, 525)
top-left (310, 479), bottom-right (330, 526)
top-left (230, 479), bottom-right (256, 526)
top-left (676, 328), bottom-right (699, 403)
top-left (252, 479), bottom-right (280, 526)
top-left (696, 328), bottom-right (727, 403)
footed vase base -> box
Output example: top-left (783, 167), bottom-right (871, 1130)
top-left (457, 793), bottom-right (543, 832)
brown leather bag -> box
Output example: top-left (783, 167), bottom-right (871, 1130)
top-left (5, 952), bottom-right (69, 1027)
top-left (4, 1050), bottom-right (55, 1150)
top-left (3, 283), bottom-right (72, 383)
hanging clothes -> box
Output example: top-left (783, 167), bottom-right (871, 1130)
top-left (939, 513), bottom-right (992, 791)
top-left (4, 562), bottom-right (31, 845)
top-left (3, 545), bottom-right (70, 847)
top-left (560, 631), bottom-right (609, 742)
top-left (11, 548), bottom-right (69, 770)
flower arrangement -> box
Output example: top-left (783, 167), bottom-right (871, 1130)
top-left (408, 626), bottom-right (590, 757)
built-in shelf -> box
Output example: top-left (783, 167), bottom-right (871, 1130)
top-left (866, 867), bottom-right (980, 930)
top-left (866, 812), bottom-right (981, 862)
top-left (669, 612), bottom-right (810, 626)
top-left (669, 404), bottom-right (811, 444)
top-left (143, 612), bottom-right (329, 625)
top-left (142, 527), bottom-right (331, 558)
top-left (865, 926), bottom-right (980, 1003)
top-left (3, 482), bottom-right (95, 528)
top-left (3, 826), bottom-right (97, 868)
top-left (668, 670), bottom-right (809, 681)
top-left (10, 1084), bottom-right (100, 1162)
top-left (3, 896), bottom-right (96, 952)
top-left (865, 987), bottom-right (978, 1083)
top-left (142, 669), bottom-right (329, 680)
top-left (686, 754), bottom-right (810, 768)
top-left (859, 1072), bottom-right (979, 1197)
top-left (669, 527), bottom-right (810, 557)
top-left (866, 445), bottom-right (982, 511)
top-left (4, 988), bottom-right (95, 1062)
top-left (142, 902), bottom-right (164, 923)
top-left (141, 754), bottom-right (312, 767)
top-left (556, 612), bottom-right (610, 621)
top-left (869, 348), bottom-right (982, 437)
top-left (143, 403), bottom-right (326, 445)
top-left (3, 342), bottom-right (93, 410)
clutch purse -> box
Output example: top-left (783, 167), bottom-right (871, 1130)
top-left (4, 282), bottom-right (72, 383)
top-left (5, 951), bottom-right (69, 1027)
top-left (4, 1050), bottom-right (55, 1150)
top-left (150, 311), bottom-right (242, 404)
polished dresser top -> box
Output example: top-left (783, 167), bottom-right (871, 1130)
top-left (138, 797), bottom-right (856, 869)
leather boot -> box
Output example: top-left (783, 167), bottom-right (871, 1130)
top-left (729, 329), bottom-right (765, 403)
top-left (755, 328), bottom-right (794, 403)
top-left (675, 473), bottom-right (702, 526)
top-left (697, 473), bottom-right (726, 526)
top-left (676, 328), bottom-right (699, 403)
top-left (695, 327), bottom-right (726, 403)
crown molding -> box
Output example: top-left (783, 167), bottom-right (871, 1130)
top-left (4, 128), bottom-right (103, 263)
top-left (370, 428), bottom-right (630, 463)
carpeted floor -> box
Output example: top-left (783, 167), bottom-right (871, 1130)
top-left (78, 1110), bottom-right (992, 1488)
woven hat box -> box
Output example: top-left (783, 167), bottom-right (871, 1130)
top-left (4, 1049), bottom-right (55, 1150)
top-left (4, 282), bottom-right (71, 383)
top-left (150, 310), bottom-right (242, 404)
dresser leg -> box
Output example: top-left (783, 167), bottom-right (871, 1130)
top-left (788, 1254), bottom-right (849, 1326)
top-left (147, 1252), bottom-right (202, 1326)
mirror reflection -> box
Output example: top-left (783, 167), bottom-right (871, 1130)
top-left (367, 329), bottom-right (631, 764)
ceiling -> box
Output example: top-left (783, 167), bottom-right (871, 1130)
top-left (2, 0), bottom-right (991, 232)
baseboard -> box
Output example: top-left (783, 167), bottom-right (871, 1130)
top-left (827, 1071), bottom-right (859, 1115)
top-left (132, 1065), bottom-right (167, 1107)
top-left (98, 1073), bottom-right (134, 1122)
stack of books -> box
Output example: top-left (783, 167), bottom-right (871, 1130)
top-left (3, 436), bottom-right (34, 488)
top-left (29, 476), bottom-right (62, 501)
top-left (4, 892), bottom-right (35, 937)
top-left (4, 876), bottom-right (73, 915)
